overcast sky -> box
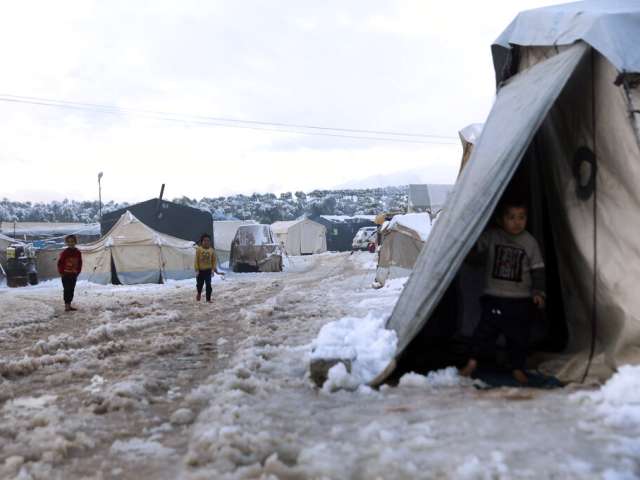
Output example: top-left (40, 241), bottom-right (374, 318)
top-left (0, 0), bottom-right (558, 203)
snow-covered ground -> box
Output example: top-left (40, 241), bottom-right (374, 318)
top-left (1, 252), bottom-right (639, 479)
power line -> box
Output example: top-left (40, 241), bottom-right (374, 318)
top-left (0, 93), bottom-right (460, 145)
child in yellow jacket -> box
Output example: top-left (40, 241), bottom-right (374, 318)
top-left (195, 233), bottom-right (224, 302)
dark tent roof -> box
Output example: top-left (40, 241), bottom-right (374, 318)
top-left (101, 199), bottom-right (212, 243)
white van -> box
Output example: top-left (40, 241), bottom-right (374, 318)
top-left (351, 226), bottom-right (377, 251)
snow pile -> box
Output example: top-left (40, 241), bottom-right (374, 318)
top-left (88, 376), bottom-right (169, 414)
top-left (319, 215), bottom-right (377, 223)
top-left (572, 365), bottom-right (640, 476)
top-left (573, 365), bottom-right (640, 433)
top-left (456, 452), bottom-right (508, 480)
top-left (110, 438), bottom-right (175, 459)
top-left (350, 250), bottom-right (377, 270)
top-left (311, 312), bottom-right (397, 391)
top-left (0, 297), bottom-right (55, 341)
top-left (0, 353), bottom-right (71, 377)
top-left (0, 394), bottom-right (96, 477)
top-left (398, 367), bottom-right (474, 389)
top-left (386, 212), bottom-right (433, 241)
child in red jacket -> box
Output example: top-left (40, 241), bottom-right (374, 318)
top-left (57, 234), bottom-right (82, 311)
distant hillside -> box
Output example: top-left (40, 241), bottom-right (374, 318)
top-left (0, 184), bottom-right (453, 226)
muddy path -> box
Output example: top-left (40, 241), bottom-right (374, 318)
top-left (0, 253), bottom-right (360, 479)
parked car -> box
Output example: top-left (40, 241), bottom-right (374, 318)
top-left (352, 226), bottom-right (378, 251)
top-left (230, 224), bottom-right (283, 273)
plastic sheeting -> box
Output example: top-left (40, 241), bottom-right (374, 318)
top-left (493, 0), bottom-right (640, 82)
top-left (381, 43), bottom-right (590, 377)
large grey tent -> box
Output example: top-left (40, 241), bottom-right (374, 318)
top-left (374, 1), bottom-right (640, 385)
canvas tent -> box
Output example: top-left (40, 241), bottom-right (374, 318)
top-left (458, 123), bottom-right (483, 175)
top-left (374, 213), bottom-right (433, 287)
top-left (373, 1), bottom-right (640, 386)
top-left (62, 211), bottom-right (195, 285)
top-left (213, 220), bottom-right (256, 264)
top-left (271, 218), bottom-right (327, 256)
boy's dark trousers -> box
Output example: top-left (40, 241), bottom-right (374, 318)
top-left (196, 269), bottom-right (213, 301)
top-left (61, 274), bottom-right (78, 304)
top-left (470, 295), bottom-right (533, 370)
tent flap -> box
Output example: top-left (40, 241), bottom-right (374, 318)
top-left (384, 42), bottom-right (590, 363)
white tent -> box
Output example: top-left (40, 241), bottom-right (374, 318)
top-left (374, 213), bottom-right (433, 287)
top-left (213, 220), bottom-right (256, 264)
top-left (76, 211), bottom-right (195, 285)
top-left (373, 0), bottom-right (640, 385)
top-left (271, 218), bottom-right (327, 256)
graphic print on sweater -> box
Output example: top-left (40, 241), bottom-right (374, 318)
top-left (492, 245), bottom-right (525, 282)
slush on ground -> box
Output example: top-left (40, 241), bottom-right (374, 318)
top-left (1, 253), bottom-right (639, 479)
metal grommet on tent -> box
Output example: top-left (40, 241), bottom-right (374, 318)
top-left (572, 146), bottom-right (597, 200)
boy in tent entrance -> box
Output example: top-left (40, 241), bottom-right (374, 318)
top-left (195, 233), bottom-right (224, 303)
top-left (460, 201), bottom-right (545, 384)
top-left (57, 234), bottom-right (82, 312)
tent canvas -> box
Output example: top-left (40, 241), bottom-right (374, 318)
top-left (271, 218), bottom-right (327, 256)
top-left (374, 213), bottom-right (433, 286)
top-left (458, 123), bottom-right (483, 175)
top-left (79, 211), bottom-right (195, 285)
top-left (375, 1), bottom-right (640, 386)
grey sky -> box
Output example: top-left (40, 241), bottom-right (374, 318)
top-left (0, 0), bottom-right (558, 203)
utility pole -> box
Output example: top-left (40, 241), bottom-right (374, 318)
top-left (98, 172), bottom-right (104, 219)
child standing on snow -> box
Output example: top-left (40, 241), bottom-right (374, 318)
top-left (57, 234), bottom-right (83, 312)
top-left (195, 233), bottom-right (224, 303)
top-left (460, 201), bottom-right (545, 384)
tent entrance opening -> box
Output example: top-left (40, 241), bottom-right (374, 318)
top-left (391, 147), bottom-right (569, 380)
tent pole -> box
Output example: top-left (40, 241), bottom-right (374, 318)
top-left (581, 48), bottom-right (599, 383)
